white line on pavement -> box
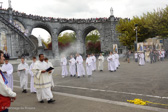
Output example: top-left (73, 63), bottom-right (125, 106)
top-left (13, 85), bottom-right (168, 112)
top-left (13, 80), bottom-right (168, 100)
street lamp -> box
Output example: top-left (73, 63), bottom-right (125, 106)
top-left (134, 24), bottom-right (138, 51)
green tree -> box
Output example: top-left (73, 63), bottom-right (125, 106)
top-left (85, 30), bottom-right (100, 43)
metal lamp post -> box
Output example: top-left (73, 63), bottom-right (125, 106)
top-left (134, 24), bottom-right (138, 51)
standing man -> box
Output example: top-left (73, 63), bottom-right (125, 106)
top-left (149, 50), bottom-right (154, 64)
top-left (29, 57), bottom-right (37, 93)
top-left (86, 54), bottom-right (92, 77)
top-left (60, 55), bottom-right (68, 78)
top-left (0, 50), bottom-right (16, 112)
top-left (92, 54), bottom-right (97, 71)
top-left (1, 58), bottom-right (13, 90)
top-left (69, 55), bottom-right (76, 77)
top-left (76, 53), bottom-right (85, 78)
top-left (45, 58), bottom-right (54, 88)
top-left (33, 54), bottom-right (55, 103)
top-left (17, 57), bottom-right (29, 93)
top-left (126, 50), bottom-right (131, 63)
top-left (98, 53), bottom-right (104, 71)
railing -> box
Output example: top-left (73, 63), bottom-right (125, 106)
top-left (0, 14), bottom-right (37, 57)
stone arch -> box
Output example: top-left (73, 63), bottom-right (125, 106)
top-left (57, 26), bottom-right (77, 35)
top-left (82, 26), bottom-right (101, 43)
top-left (30, 22), bottom-right (53, 36)
top-left (82, 26), bottom-right (101, 55)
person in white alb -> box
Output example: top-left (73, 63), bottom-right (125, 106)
top-left (1, 58), bottom-right (13, 90)
top-left (17, 57), bottom-right (29, 93)
top-left (86, 54), bottom-right (92, 77)
top-left (98, 53), bottom-right (104, 71)
top-left (45, 58), bottom-right (54, 88)
top-left (32, 54), bottom-right (55, 104)
top-left (60, 55), bottom-right (68, 78)
top-left (69, 55), bottom-right (76, 77)
top-left (29, 57), bottom-right (37, 93)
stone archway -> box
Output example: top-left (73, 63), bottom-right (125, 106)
top-left (57, 26), bottom-right (77, 57)
top-left (82, 26), bottom-right (101, 56)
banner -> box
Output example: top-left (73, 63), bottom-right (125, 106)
top-left (113, 44), bottom-right (118, 53)
top-left (137, 43), bottom-right (143, 52)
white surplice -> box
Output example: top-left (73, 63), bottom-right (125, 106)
top-left (69, 58), bottom-right (76, 76)
top-left (76, 55), bottom-right (85, 77)
top-left (1, 63), bottom-right (13, 90)
top-left (98, 56), bottom-right (104, 71)
top-left (17, 62), bottom-right (29, 90)
top-left (86, 57), bottom-right (92, 76)
top-left (46, 61), bottom-right (54, 87)
top-left (29, 62), bottom-right (36, 93)
top-left (32, 60), bottom-right (53, 101)
top-left (61, 57), bottom-right (68, 77)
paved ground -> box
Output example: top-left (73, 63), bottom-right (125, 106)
top-left (11, 59), bottom-right (168, 112)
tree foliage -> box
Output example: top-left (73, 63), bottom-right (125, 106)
top-left (116, 5), bottom-right (168, 48)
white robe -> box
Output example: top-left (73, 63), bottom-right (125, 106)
top-left (91, 56), bottom-right (96, 71)
top-left (46, 61), bottom-right (54, 87)
top-left (107, 56), bottom-right (111, 71)
top-left (114, 53), bottom-right (119, 68)
top-left (86, 57), bottom-right (92, 76)
top-left (76, 55), bottom-right (85, 77)
top-left (1, 63), bottom-right (13, 90)
top-left (107, 55), bottom-right (116, 71)
top-left (17, 63), bottom-right (29, 90)
top-left (69, 58), bottom-right (76, 76)
top-left (93, 56), bottom-right (96, 71)
top-left (139, 53), bottom-right (145, 65)
top-left (61, 57), bottom-right (68, 77)
top-left (32, 61), bottom-right (53, 101)
top-left (80, 56), bottom-right (85, 75)
top-left (98, 56), bottom-right (104, 70)
top-left (29, 62), bottom-right (36, 93)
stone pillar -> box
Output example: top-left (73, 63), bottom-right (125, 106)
top-left (52, 29), bottom-right (59, 59)
top-left (76, 30), bottom-right (84, 55)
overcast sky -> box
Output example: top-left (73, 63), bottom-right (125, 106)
top-left (1, 0), bottom-right (168, 40)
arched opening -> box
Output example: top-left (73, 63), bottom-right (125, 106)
top-left (58, 29), bottom-right (77, 56)
top-left (83, 27), bottom-right (101, 55)
top-left (31, 28), bottom-right (52, 50)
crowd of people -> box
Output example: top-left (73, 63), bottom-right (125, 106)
top-left (0, 8), bottom-right (121, 23)
top-left (60, 52), bottom-right (120, 78)
top-left (133, 49), bottom-right (166, 65)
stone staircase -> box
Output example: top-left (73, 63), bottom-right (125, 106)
top-left (0, 14), bottom-right (37, 57)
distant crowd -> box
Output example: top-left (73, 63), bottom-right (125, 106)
top-left (0, 8), bottom-right (121, 23)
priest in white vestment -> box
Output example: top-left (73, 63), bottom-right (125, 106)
top-left (86, 54), bottom-right (92, 76)
top-left (17, 57), bottom-right (29, 93)
top-left (114, 52), bottom-right (119, 69)
top-left (76, 54), bottom-right (85, 78)
top-left (60, 55), bottom-right (68, 78)
top-left (33, 54), bottom-right (55, 103)
top-left (98, 53), bottom-right (104, 71)
top-left (2, 59), bottom-right (13, 90)
top-left (45, 58), bottom-right (54, 87)
top-left (29, 57), bottom-right (37, 93)
top-left (69, 55), bottom-right (76, 77)
top-left (108, 52), bottom-right (116, 72)
top-left (139, 52), bottom-right (145, 66)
